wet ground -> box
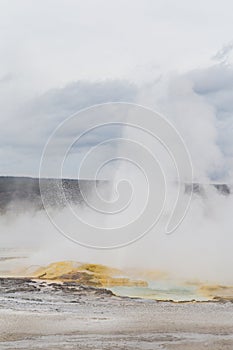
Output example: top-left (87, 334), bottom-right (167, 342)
top-left (0, 278), bottom-right (233, 349)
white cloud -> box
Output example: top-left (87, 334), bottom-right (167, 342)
top-left (1, 0), bottom-right (233, 92)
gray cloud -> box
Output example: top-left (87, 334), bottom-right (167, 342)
top-left (212, 41), bottom-right (233, 64)
top-left (136, 62), bottom-right (233, 182)
top-left (0, 80), bottom-right (137, 176)
top-left (191, 66), bottom-right (233, 180)
top-left (0, 73), bottom-right (14, 84)
top-left (2, 63), bottom-right (233, 182)
top-left (0, 0), bottom-right (233, 181)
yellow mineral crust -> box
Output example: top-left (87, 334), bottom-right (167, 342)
top-left (125, 268), bottom-right (168, 281)
top-left (33, 261), bottom-right (148, 288)
top-left (198, 284), bottom-right (233, 302)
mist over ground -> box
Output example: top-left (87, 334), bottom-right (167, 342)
top-left (0, 176), bottom-right (232, 285)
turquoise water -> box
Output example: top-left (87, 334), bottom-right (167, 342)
top-left (110, 280), bottom-right (209, 301)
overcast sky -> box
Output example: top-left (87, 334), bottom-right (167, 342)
top-left (0, 0), bottom-right (233, 180)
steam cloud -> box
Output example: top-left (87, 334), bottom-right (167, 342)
top-left (0, 60), bottom-right (233, 285)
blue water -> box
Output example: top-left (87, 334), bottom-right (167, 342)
top-left (110, 280), bottom-right (209, 301)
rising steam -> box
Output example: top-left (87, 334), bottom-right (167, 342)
top-left (0, 75), bottom-right (233, 287)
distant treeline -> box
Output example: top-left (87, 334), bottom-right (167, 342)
top-left (0, 176), bottom-right (105, 213)
top-left (0, 176), bottom-right (231, 214)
